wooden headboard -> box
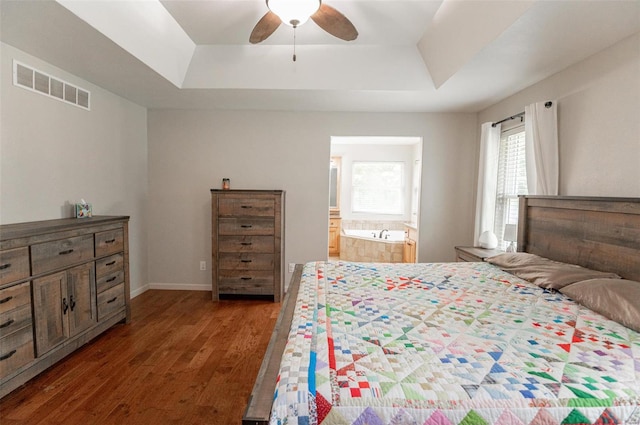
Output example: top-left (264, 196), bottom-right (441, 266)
top-left (517, 196), bottom-right (640, 282)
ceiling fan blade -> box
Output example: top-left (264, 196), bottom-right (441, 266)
top-left (249, 11), bottom-right (282, 44)
top-left (311, 3), bottom-right (358, 41)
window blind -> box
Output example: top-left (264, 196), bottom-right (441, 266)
top-left (494, 126), bottom-right (527, 250)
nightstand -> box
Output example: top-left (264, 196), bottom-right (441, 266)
top-left (455, 246), bottom-right (503, 262)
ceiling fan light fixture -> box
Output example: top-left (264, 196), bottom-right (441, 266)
top-left (267, 0), bottom-right (321, 27)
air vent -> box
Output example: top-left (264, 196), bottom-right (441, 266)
top-left (13, 60), bottom-right (90, 110)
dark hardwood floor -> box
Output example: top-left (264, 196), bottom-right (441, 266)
top-left (0, 290), bottom-right (281, 425)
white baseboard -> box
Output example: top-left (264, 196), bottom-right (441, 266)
top-left (148, 283), bottom-right (211, 292)
top-left (130, 284), bottom-right (149, 299)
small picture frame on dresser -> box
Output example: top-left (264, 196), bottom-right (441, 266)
top-left (75, 203), bottom-right (92, 218)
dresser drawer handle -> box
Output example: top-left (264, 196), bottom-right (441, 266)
top-left (241, 277), bottom-right (253, 281)
top-left (0, 263), bottom-right (11, 270)
top-left (0, 350), bottom-right (17, 361)
top-left (0, 296), bottom-right (13, 304)
top-left (106, 276), bottom-right (117, 283)
top-left (240, 242), bottom-right (252, 246)
top-left (104, 239), bottom-right (117, 244)
top-left (0, 319), bottom-right (15, 329)
top-left (241, 260), bottom-right (252, 263)
top-left (59, 249), bottom-right (74, 256)
top-left (107, 297), bottom-right (118, 304)
top-left (240, 225), bottom-right (253, 229)
top-left (240, 205), bottom-right (253, 209)
top-left (105, 261), bottom-right (117, 266)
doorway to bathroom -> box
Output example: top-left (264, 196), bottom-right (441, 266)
top-left (328, 136), bottom-right (422, 263)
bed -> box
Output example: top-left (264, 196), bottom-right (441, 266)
top-left (243, 196), bottom-right (640, 425)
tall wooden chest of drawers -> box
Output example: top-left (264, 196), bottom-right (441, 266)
top-left (211, 190), bottom-right (284, 302)
top-left (0, 216), bottom-right (130, 398)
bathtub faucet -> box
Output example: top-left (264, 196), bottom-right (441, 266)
top-left (379, 229), bottom-right (389, 239)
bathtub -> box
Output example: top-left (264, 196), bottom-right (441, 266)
top-left (343, 229), bottom-right (405, 242)
top-left (339, 229), bottom-right (405, 263)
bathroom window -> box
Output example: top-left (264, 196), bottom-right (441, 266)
top-left (351, 162), bottom-right (404, 215)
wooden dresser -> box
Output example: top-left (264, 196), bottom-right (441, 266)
top-left (211, 190), bottom-right (284, 302)
top-left (0, 216), bottom-right (130, 398)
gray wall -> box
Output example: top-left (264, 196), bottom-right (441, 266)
top-left (478, 32), bottom-right (640, 197)
top-left (146, 110), bottom-right (478, 290)
top-left (0, 43), bottom-right (149, 296)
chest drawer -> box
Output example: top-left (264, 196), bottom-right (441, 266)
top-left (0, 247), bottom-right (30, 286)
top-left (218, 236), bottom-right (274, 253)
top-left (0, 304), bottom-right (32, 338)
top-left (31, 235), bottom-right (94, 275)
top-left (95, 229), bottom-right (124, 257)
top-left (97, 283), bottom-right (125, 321)
top-left (0, 325), bottom-right (34, 380)
top-left (218, 218), bottom-right (274, 236)
top-left (0, 282), bottom-right (31, 314)
top-left (218, 198), bottom-right (275, 217)
top-left (218, 271), bottom-right (274, 295)
top-left (97, 270), bottom-right (124, 293)
top-left (96, 253), bottom-right (124, 278)
top-left (218, 253), bottom-right (274, 271)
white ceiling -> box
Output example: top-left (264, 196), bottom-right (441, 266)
top-left (1, 0), bottom-right (639, 112)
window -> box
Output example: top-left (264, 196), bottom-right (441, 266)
top-left (352, 162), bottom-right (404, 215)
top-left (494, 126), bottom-right (527, 250)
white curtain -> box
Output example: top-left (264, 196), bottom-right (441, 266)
top-left (474, 122), bottom-right (501, 245)
top-left (525, 102), bottom-right (559, 195)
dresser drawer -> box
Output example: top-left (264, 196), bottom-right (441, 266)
top-left (218, 271), bottom-right (274, 295)
top-left (0, 247), bottom-right (30, 286)
top-left (97, 270), bottom-right (124, 293)
top-left (0, 304), bottom-right (32, 338)
top-left (95, 229), bottom-right (124, 257)
top-left (31, 235), bottom-right (94, 275)
top-left (218, 198), bottom-right (275, 217)
top-left (218, 236), bottom-right (274, 253)
top-left (0, 325), bottom-right (34, 380)
top-left (218, 218), bottom-right (274, 236)
top-left (96, 253), bottom-right (124, 278)
top-left (219, 253), bottom-right (274, 271)
top-left (0, 282), bottom-right (31, 315)
top-left (97, 283), bottom-right (125, 321)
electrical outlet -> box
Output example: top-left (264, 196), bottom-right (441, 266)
top-left (289, 263), bottom-right (295, 273)
top-left (200, 261), bottom-right (206, 271)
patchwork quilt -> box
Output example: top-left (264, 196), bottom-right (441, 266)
top-left (270, 261), bottom-right (640, 425)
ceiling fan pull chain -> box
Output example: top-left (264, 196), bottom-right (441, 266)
top-left (293, 25), bottom-right (297, 62)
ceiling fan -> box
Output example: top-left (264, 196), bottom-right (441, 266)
top-left (249, 0), bottom-right (358, 45)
